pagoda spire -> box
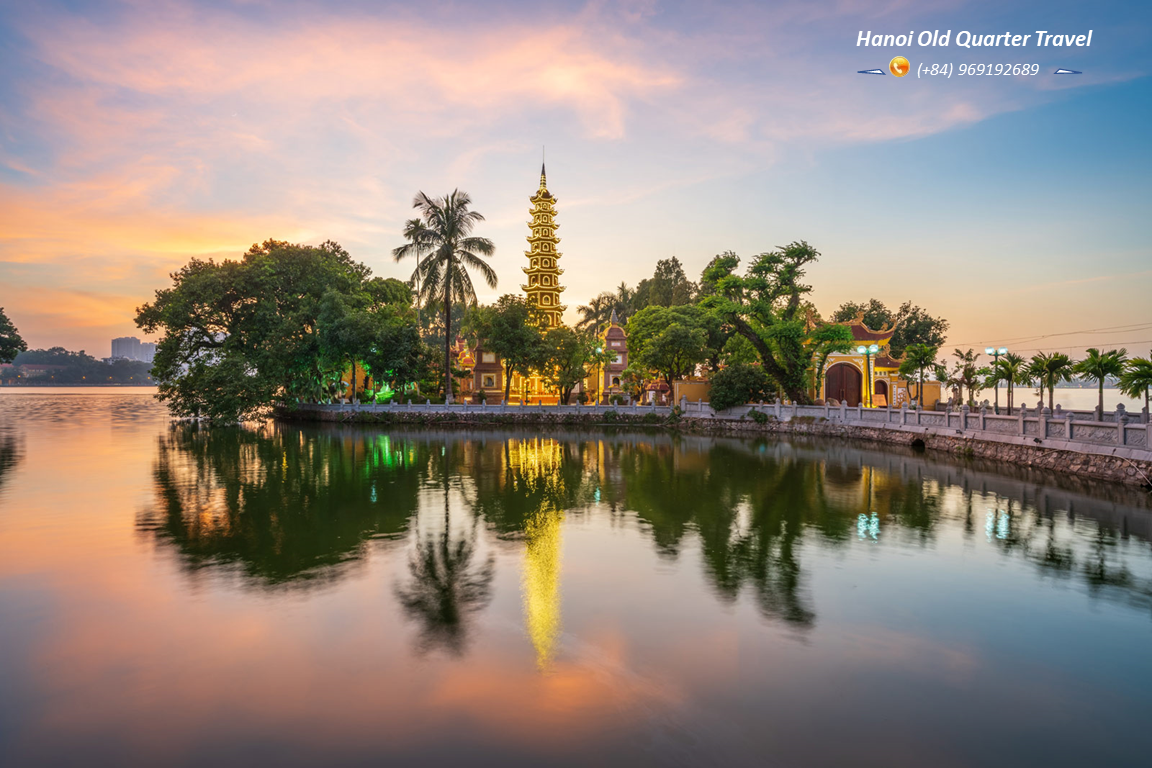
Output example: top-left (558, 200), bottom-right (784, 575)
top-left (539, 161), bottom-right (547, 192)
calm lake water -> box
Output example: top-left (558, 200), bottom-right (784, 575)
top-left (1, 390), bottom-right (1151, 767)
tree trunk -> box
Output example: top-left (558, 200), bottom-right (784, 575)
top-left (504, 361), bottom-right (513, 401)
top-left (350, 360), bottom-right (357, 403)
top-left (443, 274), bottom-right (453, 400)
top-left (1048, 384), bottom-right (1054, 411)
top-left (1098, 381), bottom-right (1104, 420)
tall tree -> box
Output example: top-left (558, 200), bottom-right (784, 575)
top-left (469, 295), bottom-right (546, 401)
top-left (393, 190), bottom-right (496, 400)
top-left (633, 257), bottom-right (696, 310)
top-left (538, 326), bottom-right (609, 404)
top-left (0, 307), bottom-right (27, 364)
top-left (898, 344), bottom-right (940, 408)
top-left (1118, 356), bottom-right (1152, 418)
top-left (137, 239), bottom-right (370, 421)
top-left (1027, 352), bottom-right (1076, 411)
top-left (1074, 348), bottom-right (1128, 419)
top-left (575, 292), bottom-right (616, 333)
top-left (699, 243), bottom-right (853, 403)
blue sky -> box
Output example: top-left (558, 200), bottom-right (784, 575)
top-left (0, 0), bottom-right (1148, 357)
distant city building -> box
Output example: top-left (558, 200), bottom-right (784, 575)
top-left (110, 336), bottom-right (155, 363)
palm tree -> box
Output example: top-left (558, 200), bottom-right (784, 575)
top-left (898, 344), bottom-right (938, 408)
top-left (393, 190), bottom-right (496, 399)
top-left (1073, 347), bottom-right (1128, 420)
top-left (613, 282), bottom-right (635, 323)
top-left (1027, 352), bottom-right (1076, 411)
top-left (988, 352), bottom-right (1028, 415)
top-left (576, 292), bottom-right (615, 332)
top-left (1118, 356), bottom-right (1152, 421)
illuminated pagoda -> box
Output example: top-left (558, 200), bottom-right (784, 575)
top-left (523, 163), bottom-right (566, 328)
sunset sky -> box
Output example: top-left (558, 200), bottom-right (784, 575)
top-left (1, 0), bottom-right (1149, 358)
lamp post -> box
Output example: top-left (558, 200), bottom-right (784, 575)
top-left (596, 346), bottom-right (603, 405)
top-left (857, 344), bottom-right (878, 407)
top-left (985, 346), bottom-right (1008, 414)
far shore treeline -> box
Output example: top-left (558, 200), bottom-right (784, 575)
top-left (2, 192), bottom-right (1150, 422)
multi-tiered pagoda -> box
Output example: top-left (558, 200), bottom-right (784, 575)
top-left (522, 164), bottom-right (566, 328)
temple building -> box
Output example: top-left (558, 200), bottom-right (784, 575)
top-left (820, 313), bottom-right (941, 409)
top-left (585, 309), bottom-right (628, 403)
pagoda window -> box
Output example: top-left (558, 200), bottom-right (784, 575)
top-left (542, 243), bottom-right (551, 252)
top-left (531, 259), bottom-right (538, 268)
top-left (482, 374), bottom-right (495, 388)
top-left (530, 275), bottom-right (538, 285)
top-left (542, 295), bottom-right (551, 305)
top-left (542, 276), bottom-right (550, 286)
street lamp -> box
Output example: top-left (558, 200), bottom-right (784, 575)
top-left (596, 346), bottom-right (604, 405)
top-left (857, 344), bottom-right (879, 407)
top-left (985, 346), bottom-right (1008, 414)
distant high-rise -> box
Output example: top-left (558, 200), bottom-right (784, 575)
top-left (110, 336), bottom-right (154, 363)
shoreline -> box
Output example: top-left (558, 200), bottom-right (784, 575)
top-left (275, 404), bottom-right (1152, 488)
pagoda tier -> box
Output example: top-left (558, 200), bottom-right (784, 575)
top-left (523, 163), bottom-right (566, 327)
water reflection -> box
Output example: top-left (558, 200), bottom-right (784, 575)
top-left (139, 425), bottom-right (1152, 634)
top-left (137, 424), bottom-right (418, 587)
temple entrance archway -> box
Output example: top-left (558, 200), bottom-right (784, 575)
top-left (826, 363), bottom-right (862, 407)
top-left (874, 379), bottom-right (889, 407)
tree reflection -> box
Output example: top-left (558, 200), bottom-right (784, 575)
top-left (395, 512), bottom-right (494, 655)
top-left (0, 428), bottom-right (20, 494)
top-left (138, 423), bottom-right (420, 588)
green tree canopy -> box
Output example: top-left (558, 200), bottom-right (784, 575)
top-left (469, 295), bottom-right (547, 401)
top-left (626, 305), bottom-right (709, 386)
top-left (1074, 347), bottom-right (1128, 417)
top-left (537, 326), bottom-right (610, 404)
top-left (0, 307), bottom-right (27, 364)
top-left (707, 363), bottom-right (773, 411)
top-left (898, 344), bottom-right (940, 408)
top-left (136, 239), bottom-right (374, 421)
top-left (1027, 352), bottom-right (1076, 411)
top-left (1118, 356), bottom-right (1152, 415)
top-left (699, 243), bottom-right (853, 403)
top-left (632, 257), bottom-right (696, 310)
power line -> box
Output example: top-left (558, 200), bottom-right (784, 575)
top-left (950, 321), bottom-right (1152, 347)
top-left (1004, 339), bottom-right (1152, 355)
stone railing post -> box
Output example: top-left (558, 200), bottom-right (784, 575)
top-left (915, 403), bottom-right (922, 426)
top-left (824, 401), bottom-right (830, 419)
top-left (407, 398), bottom-right (412, 411)
top-left (775, 398), bottom-right (781, 419)
top-left (1018, 404), bottom-right (1027, 435)
top-left (840, 400), bottom-right (848, 422)
top-left (960, 404), bottom-right (970, 430)
top-left (979, 404), bottom-right (987, 431)
top-left (886, 401), bottom-right (892, 423)
top-left (857, 402), bottom-right (863, 421)
top-left (680, 395), bottom-right (688, 411)
top-left (1117, 404), bottom-right (1128, 446)
top-left (900, 402), bottom-right (907, 425)
top-left (1040, 406), bottom-right (1050, 438)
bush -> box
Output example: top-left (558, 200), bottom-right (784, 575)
top-left (749, 408), bottom-right (770, 424)
top-left (708, 364), bottom-right (773, 411)
top-left (602, 409), bottom-right (619, 423)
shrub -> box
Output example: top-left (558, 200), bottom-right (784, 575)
top-left (749, 408), bottom-right (770, 424)
top-left (474, 389), bottom-right (487, 404)
top-left (708, 364), bottom-right (773, 411)
top-left (602, 409), bottom-right (619, 423)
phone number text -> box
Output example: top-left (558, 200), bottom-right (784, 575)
top-left (917, 63), bottom-right (1041, 78)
